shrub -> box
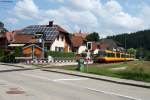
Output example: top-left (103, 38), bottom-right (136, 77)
top-left (46, 51), bottom-right (75, 58)
top-left (0, 48), bottom-right (4, 61)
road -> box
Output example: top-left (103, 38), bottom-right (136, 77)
top-left (0, 64), bottom-right (150, 100)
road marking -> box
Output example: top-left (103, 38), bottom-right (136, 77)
top-left (86, 87), bottom-right (142, 100)
top-left (55, 81), bottom-right (142, 100)
top-left (22, 73), bottom-right (141, 100)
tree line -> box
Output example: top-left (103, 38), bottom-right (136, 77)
top-left (107, 30), bottom-right (150, 60)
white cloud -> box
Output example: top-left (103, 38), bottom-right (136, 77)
top-left (41, 7), bottom-right (98, 32)
top-left (11, 0), bottom-right (148, 37)
top-left (66, 0), bottom-right (94, 11)
top-left (140, 5), bottom-right (150, 28)
top-left (14, 0), bottom-right (40, 19)
top-left (48, 0), bottom-right (64, 3)
top-left (104, 0), bottom-right (122, 14)
top-left (43, 0), bottom-right (147, 36)
top-left (5, 18), bottom-right (19, 24)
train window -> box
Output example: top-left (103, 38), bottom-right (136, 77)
top-left (107, 53), bottom-right (115, 57)
top-left (121, 54), bottom-right (125, 58)
top-left (99, 51), bottom-right (106, 57)
top-left (126, 54), bottom-right (129, 58)
top-left (99, 52), bottom-right (103, 56)
top-left (116, 53), bottom-right (120, 58)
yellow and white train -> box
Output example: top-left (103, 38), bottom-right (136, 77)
top-left (95, 50), bottom-right (135, 63)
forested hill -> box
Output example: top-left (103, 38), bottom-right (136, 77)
top-left (107, 30), bottom-right (150, 51)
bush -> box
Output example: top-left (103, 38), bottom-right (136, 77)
top-left (0, 49), bottom-right (4, 61)
top-left (46, 51), bottom-right (75, 58)
top-left (144, 50), bottom-right (150, 61)
top-left (80, 53), bottom-right (87, 57)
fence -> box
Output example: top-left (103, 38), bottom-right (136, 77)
top-left (26, 57), bottom-right (76, 64)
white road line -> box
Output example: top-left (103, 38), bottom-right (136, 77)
top-left (86, 87), bottom-right (142, 100)
top-left (21, 73), bottom-right (142, 100)
top-left (55, 81), bottom-right (142, 100)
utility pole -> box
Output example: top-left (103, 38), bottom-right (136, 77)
top-left (42, 37), bottom-right (45, 59)
top-left (124, 34), bottom-right (127, 64)
top-left (32, 44), bottom-right (34, 60)
top-left (42, 34), bottom-right (45, 59)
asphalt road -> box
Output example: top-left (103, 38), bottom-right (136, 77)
top-left (0, 64), bottom-right (150, 100)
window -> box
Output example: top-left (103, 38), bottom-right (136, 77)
top-left (55, 47), bottom-right (58, 51)
top-left (99, 51), bottom-right (106, 57)
top-left (87, 42), bottom-right (92, 50)
top-left (59, 47), bottom-right (64, 52)
top-left (121, 54), bottom-right (126, 58)
top-left (55, 47), bottom-right (64, 52)
top-left (57, 35), bottom-right (59, 41)
top-left (107, 53), bottom-right (115, 57)
top-left (46, 46), bottom-right (50, 50)
top-left (61, 36), bottom-right (64, 41)
top-left (116, 53), bottom-right (120, 58)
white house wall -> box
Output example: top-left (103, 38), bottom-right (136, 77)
top-left (50, 34), bottom-right (71, 52)
top-left (50, 34), bottom-right (64, 51)
top-left (78, 45), bottom-right (87, 54)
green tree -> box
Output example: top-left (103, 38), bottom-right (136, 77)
top-left (0, 48), bottom-right (4, 61)
top-left (14, 47), bottom-right (22, 57)
top-left (107, 30), bottom-right (150, 51)
top-left (144, 50), bottom-right (150, 61)
top-left (86, 32), bottom-right (100, 42)
top-left (127, 48), bottom-right (136, 55)
top-left (0, 21), bottom-right (8, 36)
top-left (0, 21), bottom-right (4, 28)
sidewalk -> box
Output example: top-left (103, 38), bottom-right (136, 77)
top-left (0, 63), bottom-right (37, 69)
top-left (0, 63), bottom-right (38, 73)
top-left (43, 68), bottom-right (150, 89)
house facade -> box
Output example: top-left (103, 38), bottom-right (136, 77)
top-left (7, 21), bottom-right (72, 59)
top-left (71, 35), bottom-right (87, 54)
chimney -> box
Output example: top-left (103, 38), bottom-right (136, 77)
top-left (48, 21), bottom-right (53, 27)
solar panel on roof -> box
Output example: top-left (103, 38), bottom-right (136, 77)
top-left (17, 25), bottom-right (60, 41)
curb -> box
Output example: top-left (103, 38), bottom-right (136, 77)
top-left (0, 63), bottom-right (25, 68)
top-left (43, 69), bottom-right (150, 89)
top-left (0, 63), bottom-right (38, 72)
top-left (0, 68), bottom-right (36, 73)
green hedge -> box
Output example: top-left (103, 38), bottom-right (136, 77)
top-left (46, 51), bottom-right (75, 58)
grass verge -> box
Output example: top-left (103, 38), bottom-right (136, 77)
top-left (59, 61), bottom-right (150, 82)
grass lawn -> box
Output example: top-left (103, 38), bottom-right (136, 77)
top-left (59, 61), bottom-right (150, 82)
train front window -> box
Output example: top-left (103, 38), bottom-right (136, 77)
top-left (99, 51), bottom-right (106, 57)
top-left (107, 53), bottom-right (115, 57)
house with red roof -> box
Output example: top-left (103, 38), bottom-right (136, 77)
top-left (7, 21), bottom-right (72, 59)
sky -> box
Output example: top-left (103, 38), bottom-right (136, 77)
top-left (0, 0), bottom-right (150, 37)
